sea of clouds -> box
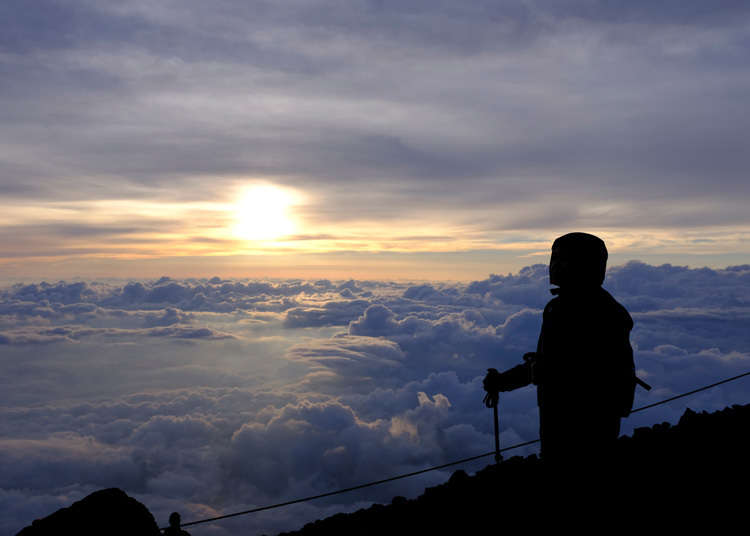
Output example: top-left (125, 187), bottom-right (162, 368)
top-left (2, 262), bottom-right (749, 535)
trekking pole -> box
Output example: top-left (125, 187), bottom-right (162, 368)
top-left (492, 398), bottom-right (502, 464)
top-left (483, 368), bottom-right (503, 464)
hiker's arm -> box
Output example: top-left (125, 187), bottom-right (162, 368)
top-left (491, 358), bottom-right (534, 392)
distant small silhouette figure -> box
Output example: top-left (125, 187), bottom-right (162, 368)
top-left (484, 233), bottom-right (637, 469)
top-left (163, 512), bottom-right (190, 536)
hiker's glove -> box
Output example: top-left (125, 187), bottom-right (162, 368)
top-left (483, 368), bottom-right (502, 393)
top-left (482, 368), bottom-right (502, 408)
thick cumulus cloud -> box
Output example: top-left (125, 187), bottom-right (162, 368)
top-left (284, 300), bottom-right (371, 328)
top-left (2, 262), bottom-right (750, 535)
top-left (0, 278), bottom-right (316, 344)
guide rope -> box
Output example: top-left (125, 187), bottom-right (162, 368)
top-left (167, 369), bottom-right (750, 531)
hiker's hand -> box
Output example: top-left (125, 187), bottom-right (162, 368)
top-left (483, 368), bottom-right (502, 394)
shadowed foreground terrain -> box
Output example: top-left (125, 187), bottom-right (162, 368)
top-left (17, 404), bottom-right (750, 535)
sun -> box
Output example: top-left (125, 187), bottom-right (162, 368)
top-left (233, 184), bottom-right (297, 242)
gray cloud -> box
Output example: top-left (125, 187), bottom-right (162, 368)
top-left (1, 0), bottom-right (749, 245)
top-left (2, 263), bottom-right (750, 535)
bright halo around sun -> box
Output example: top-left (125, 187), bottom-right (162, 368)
top-left (233, 184), bottom-right (297, 242)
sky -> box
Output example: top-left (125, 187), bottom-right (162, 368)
top-left (2, 1), bottom-right (750, 535)
top-left (2, 0), bottom-right (750, 280)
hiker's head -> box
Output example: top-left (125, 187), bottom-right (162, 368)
top-left (169, 512), bottom-right (181, 528)
top-left (549, 232), bottom-right (608, 289)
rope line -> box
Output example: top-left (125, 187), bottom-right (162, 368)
top-left (629, 370), bottom-right (750, 414)
top-left (168, 370), bottom-right (750, 530)
top-left (179, 440), bottom-right (539, 529)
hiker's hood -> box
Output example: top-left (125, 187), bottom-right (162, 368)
top-left (549, 232), bottom-right (608, 289)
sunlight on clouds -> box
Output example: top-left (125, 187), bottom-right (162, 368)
top-left (2, 192), bottom-right (750, 280)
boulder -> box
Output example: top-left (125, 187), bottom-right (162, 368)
top-left (16, 488), bottom-right (160, 536)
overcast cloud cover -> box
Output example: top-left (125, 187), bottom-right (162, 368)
top-left (2, 262), bottom-right (750, 535)
top-left (2, 0), bottom-right (750, 276)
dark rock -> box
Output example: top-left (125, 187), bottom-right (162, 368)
top-left (447, 469), bottom-right (468, 485)
top-left (16, 488), bottom-right (160, 536)
top-left (390, 496), bottom-right (407, 506)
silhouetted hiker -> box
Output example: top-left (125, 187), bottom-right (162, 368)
top-left (163, 512), bottom-right (190, 536)
top-left (484, 233), bottom-right (637, 469)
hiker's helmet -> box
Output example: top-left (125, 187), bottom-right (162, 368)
top-left (549, 232), bottom-right (608, 288)
top-left (169, 512), bottom-right (181, 527)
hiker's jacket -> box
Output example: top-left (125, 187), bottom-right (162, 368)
top-left (499, 286), bottom-right (635, 458)
top-left (535, 286), bottom-right (635, 418)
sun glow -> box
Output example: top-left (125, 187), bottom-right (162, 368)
top-left (233, 184), bottom-right (298, 242)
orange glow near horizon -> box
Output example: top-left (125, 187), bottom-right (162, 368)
top-left (2, 188), bottom-right (750, 282)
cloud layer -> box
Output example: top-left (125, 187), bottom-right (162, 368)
top-left (2, 262), bottom-right (749, 535)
